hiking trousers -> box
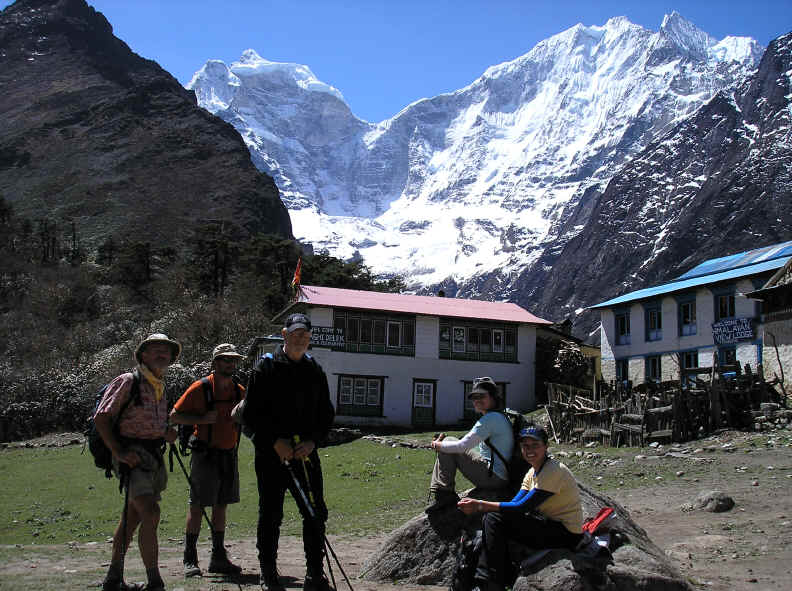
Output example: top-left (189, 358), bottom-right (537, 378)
top-left (475, 511), bottom-right (583, 584)
top-left (430, 438), bottom-right (508, 493)
top-left (255, 449), bottom-right (327, 573)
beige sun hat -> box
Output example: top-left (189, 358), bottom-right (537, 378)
top-left (135, 333), bottom-right (182, 364)
top-left (212, 343), bottom-right (245, 361)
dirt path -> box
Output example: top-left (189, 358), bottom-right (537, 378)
top-left (2, 429), bottom-right (791, 590)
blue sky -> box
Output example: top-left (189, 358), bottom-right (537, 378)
top-left (3, 0), bottom-right (791, 122)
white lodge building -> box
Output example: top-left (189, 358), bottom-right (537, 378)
top-left (590, 241), bottom-right (792, 385)
top-left (273, 285), bottom-right (551, 428)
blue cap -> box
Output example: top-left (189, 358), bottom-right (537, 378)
top-left (518, 426), bottom-right (548, 444)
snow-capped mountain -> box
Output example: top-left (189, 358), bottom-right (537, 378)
top-left (533, 31), bottom-right (792, 340)
top-left (188, 13), bottom-right (763, 303)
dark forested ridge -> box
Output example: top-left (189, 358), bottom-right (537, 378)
top-left (0, 0), bottom-right (291, 246)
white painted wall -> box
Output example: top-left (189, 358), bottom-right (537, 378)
top-left (598, 278), bottom-right (767, 385)
top-left (307, 320), bottom-right (538, 428)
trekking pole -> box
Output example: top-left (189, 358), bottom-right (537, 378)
top-left (284, 461), bottom-right (355, 591)
top-left (293, 436), bottom-right (338, 588)
top-left (119, 466), bottom-right (130, 578)
top-left (169, 444), bottom-right (215, 535)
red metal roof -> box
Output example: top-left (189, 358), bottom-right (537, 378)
top-left (285, 285), bottom-right (551, 325)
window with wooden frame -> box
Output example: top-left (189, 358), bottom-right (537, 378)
top-left (679, 298), bottom-right (697, 336)
top-left (332, 310), bottom-right (414, 356)
top-left (615, 309), bottom-right (631, 345)
top-left (644, 302), bottom-right (662, 342)
top-left (439, 321), bottom-right (517, 362)
top-left (337, 375), bottom-right (384, 417)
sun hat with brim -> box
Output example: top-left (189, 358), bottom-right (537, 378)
top-left (518, 426), bottom-right (549, 444)
top-left (285, 312), bottom-right (312, 333)
top-left (212, 343), bottom-right (245, 361)
top-left (467, 376), bottom-right (503, 407)
top-left (135, 333), bottom-right (182, 364)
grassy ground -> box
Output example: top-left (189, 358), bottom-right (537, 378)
top-left (0, 434), bottom-right (471, 545)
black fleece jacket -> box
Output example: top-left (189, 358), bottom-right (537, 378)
top-left (242, 345), bottom-right (335, 453)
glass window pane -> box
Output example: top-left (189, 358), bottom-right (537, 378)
top-left (353, 378), bottom-right (366, 405)
top-left (403, 320), bottom-right (415, 346)
top-left (366, 379), bottom-right (380, 405)
top-left (453, 327), bottom-right (466, 352)
top-left (467, 327), bottom-right (479, 352)
top-left (492, 329), bottom-right (503, 352)
top-left (360, 319), bottom-right (372, 343)
top-left (339, 377), bottom-right (353, 404)
top-left (373, 320), bottom-right (386, 344)
top-left (348, 317), bottom-right (360, 343)
top-left (387, 321), bottom-right (401, 347)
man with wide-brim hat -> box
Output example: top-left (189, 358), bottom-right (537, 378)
top-left (94, 333), bottom-right (181, 591)
top-left (135, 333), bottom-right (182, 365)
top-left (457, 424), bottom-right (584, 591)
top-left (171, 343), bottom-right (246, 578)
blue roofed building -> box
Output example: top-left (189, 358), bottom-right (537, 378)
top-left (589, 241), bottom-right (792, 385)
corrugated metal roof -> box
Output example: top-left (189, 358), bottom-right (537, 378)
top-left (676, 240), bottom-right (792, 281)
top-left (278, 285), bottom-right (552, 325)
top-left (590, 257), bottom-right (789, 309)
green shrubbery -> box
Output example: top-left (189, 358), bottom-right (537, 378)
top-left (0, 198), bottom-right (403, 442)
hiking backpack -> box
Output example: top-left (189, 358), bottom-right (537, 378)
top-left (484, 408), bottom-right (533, 494)
top-left (177, 377), bottom-right (243, 455)
top-left (85, 369), bottom-right (142, 478)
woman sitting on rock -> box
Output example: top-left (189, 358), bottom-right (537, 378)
top-left (457, 425), bottom-right (584, 591)
top-left (426, 377), bottom-right (513, 513)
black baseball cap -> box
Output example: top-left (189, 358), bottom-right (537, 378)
top-left (285, 313), bottom-right (312, 333)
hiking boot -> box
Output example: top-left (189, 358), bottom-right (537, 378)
top-left (208, 551), bottom-right (242, 575)
top-left (260, 564), bottom-right (285, 591)
top-left (303, 573), bottom-right (334, 591)
top-left (183, 559), bottom-right (202, 578)
top-left (425, 490), bottom-right (460, 514)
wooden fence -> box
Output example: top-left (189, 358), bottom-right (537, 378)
top-left (545, 356), bottom-right (784, 447)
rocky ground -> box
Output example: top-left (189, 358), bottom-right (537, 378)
top-left (1, 427), bottom-right (791, 590)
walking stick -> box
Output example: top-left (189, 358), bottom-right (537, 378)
top-left (292, 436), bottom-right (337, 589)
top-left (119, 465), bottom-right (130, 578)
top-left (284, 459), bottom-right (355, 591)
top-left (169, 444), bottom-right (215, 535)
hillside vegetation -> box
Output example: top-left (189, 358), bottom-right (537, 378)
top-left (0, 197), bottom-right (404, 441)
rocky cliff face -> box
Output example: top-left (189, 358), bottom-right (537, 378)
top-left (188, 13), bottom-right (763, 314)
top-left (533, 32), bottom-right (792, 340)
top-left (0, 0), bottom-right (292, 247)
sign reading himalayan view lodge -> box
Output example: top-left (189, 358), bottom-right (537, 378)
top-left (712, 317), bottom-right (754, 345)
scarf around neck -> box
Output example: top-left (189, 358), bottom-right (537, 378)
top-left (139, 363), bottom-right (165, 402)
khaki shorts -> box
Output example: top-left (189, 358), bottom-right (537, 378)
top-left (114, 444), bottom-right (168, 500)
top-left (188, 448), bottom-right (240, 507)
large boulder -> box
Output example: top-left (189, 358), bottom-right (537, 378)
top-left (361, 484), bottom-right (692, 591)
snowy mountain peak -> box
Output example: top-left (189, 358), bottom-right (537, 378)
top-left (659, 11), bottom-right (715, 57)
top-left (189, 14), bottom-right (764, 294)
top-left (229, 49), bottom-right (345, 102)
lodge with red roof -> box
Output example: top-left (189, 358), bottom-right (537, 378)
top-left (268, 285), bottom-right (552, 428)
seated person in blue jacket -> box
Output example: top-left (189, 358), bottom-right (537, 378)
top-left (426, 377), bottom-right (513, 513)
top-left (457, 425), bottom-right (584, 591)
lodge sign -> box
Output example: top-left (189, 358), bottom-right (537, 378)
top-left (310, 326), bottom-right (345, 347)
top-left (711, 317), bottom-right (753, 345)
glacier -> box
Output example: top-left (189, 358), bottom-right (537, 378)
top-left (187, 12), bottom-right (763, 296)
